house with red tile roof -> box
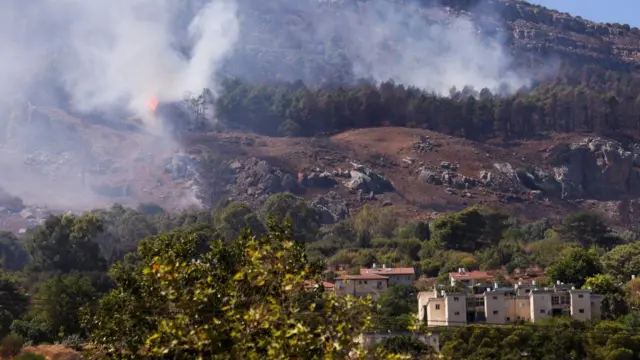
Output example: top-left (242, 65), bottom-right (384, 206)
top-left (334, 273), bottom-right (389, 300)
top-left (449, 268), bottom-right (494, 287)
top-left (361, 264), bottom-right (416, 285)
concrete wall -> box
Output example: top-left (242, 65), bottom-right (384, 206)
top-left (426, 298), bottom-right (446, 327)
top-left (335, 278), bottom-right (388, 300)
top-left (484, 292), bottom-right (506, 324)
top-left (445, 294), bottom-right (467, 326)
top-left (570, 290), bottom-right (593, 321)
top-left (530, 292), bottom-right (552, 322)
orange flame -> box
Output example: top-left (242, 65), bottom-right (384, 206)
top-left (146, 96), bottom-right (159, 113)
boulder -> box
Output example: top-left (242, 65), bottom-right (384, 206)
top-left (418, 169), bottom-right (443, 185)
top-left (344, 163), bottom-right (393, 194)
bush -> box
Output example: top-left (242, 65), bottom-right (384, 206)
top-left (59, 333), bottom-right (83, 351)
top-left (0, 333), bottom-right (24, 357)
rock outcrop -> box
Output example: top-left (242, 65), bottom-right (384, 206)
top-left (551, 138), bottom-right (640, 200)
top-left (311, 191), bottom-right (349, 224)
top-left (345, 163), bottom-right (394, 194)
top-left (227, 157), bottom-right (302, 205)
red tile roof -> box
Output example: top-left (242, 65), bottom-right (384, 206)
top-left (361, 267), bottom-right (416, 276)
top-left (322, 281), bottom-right (335, 289)
top-left (449, 270), bottom-right (494, 281)
top-left (336, 274), bottom-right (389, 280)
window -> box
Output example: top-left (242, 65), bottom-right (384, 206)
top-left (453, 297), bottom-right (459, 301)
top-left (364, 281), bottom-right (368, 285)
top-left (578, 294), bottom-right (584, 299)
top-left (435, 304), bottom-right (441, 310)
top-left (579, 309), bottom-right (585, 313)
top-left (493, 296), bottom-right (498, 300)
top-left (493, 310), bottom-right (499, 315)
top-left (358, 281), bottom-right (362, 285)
top-left (525, 289), bottom-right (530, 293)
top-left (540, 309), bottom-right (545, 314)
top-left (552, 296), bottom-right (559, 305)
top-left (506, 317), bottom-right (511, 321)
top-left (454, 312), bottom-right (460, 316)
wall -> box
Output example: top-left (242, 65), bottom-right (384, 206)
top-left (426, 298), bottom-right (446, 327)
top-left (569, 290), bottom-right (593, 321)
top-left (484, 292), bottom-right (506, 324)
top-left (445, 294), bottom-right (467, 326)
top-left (335, 278), bottom-right (388, 300)
top-left (530, 292), bottom-right (552, 322)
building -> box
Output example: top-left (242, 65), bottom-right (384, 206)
top-left (334, 274), bottom-right (389, 300)
top-left (361, 264), bottom-right (416, 285)
top-left (449, 268), bottom-right (494, 287)
top-left (418, 282), bottom-right (602, 327)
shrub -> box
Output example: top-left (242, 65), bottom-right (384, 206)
top-left (0, 333), bottom-right (24, 357)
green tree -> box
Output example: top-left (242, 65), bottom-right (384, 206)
top-left (431, 207), bottom-right (487, 252)
top-left (558, 212), bottom-right (617, 248)
top-left (31, 275), bottom-right (97, 339)
top-left (25, 215), bottom-right (106, 273)
top-left (86, 220), bottom-right (390, 359)
top-left (546, 247), bottom-right (602, 288)
top-left (0, 273), bottom-right (28, 338)
top-left (216, 202), bottom-right (265, 241)
top-left (584, 274), bottom-right (628, 320)
top-left (261, 192), bottom-right (320, 243)
top-left (602, 243), bottom-right (640, 281)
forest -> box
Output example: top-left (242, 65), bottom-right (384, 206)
top-left (0, 192), bottom-right (639, 358)
top-left (213, 63), bottom-right (640, 141)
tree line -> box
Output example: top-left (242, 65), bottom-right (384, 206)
top-left (213, 64), bottom-right (640, 141)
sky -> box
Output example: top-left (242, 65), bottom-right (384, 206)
top-left (528, 0), bottom-right (640, 28)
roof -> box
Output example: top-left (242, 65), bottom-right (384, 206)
top-left (322, 281), bottom-right (335, 289)
top-left (336, 274), bottom-right (389, 280)
top-left (361, 267), bottom-right (416, 275)
top-left (449, 270), bottom-right (494, 281)
top-left (303, 280), bottom-right (337, 290)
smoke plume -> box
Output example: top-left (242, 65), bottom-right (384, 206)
top-left (0, 0), bottom-right (239, 213)
top-left (1, 0), bottom-right (239, 120)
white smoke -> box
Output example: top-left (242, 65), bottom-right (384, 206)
top-left (0, 0), bottom-right (239, 120)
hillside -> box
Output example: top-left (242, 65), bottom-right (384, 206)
top-left (3, 0), bottom-right (640, 232)
top-left (221, 0), bottom-right (640, 86)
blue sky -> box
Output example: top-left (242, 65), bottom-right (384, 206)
top-left (528, 0), bottom-right (639, 27)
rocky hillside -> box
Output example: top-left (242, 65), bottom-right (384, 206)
top-left (221, 0), bottom-right (640, 86)
top-left (4, 103), bottom-right (640, 233)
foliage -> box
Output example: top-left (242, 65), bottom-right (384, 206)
top-left (546, 247), bottom-right (603, 288)
top-left (86, 220), bottom-right (394, 359)
top-left (25, 214), bottom-right (107, 273)
top-left (214, 71), bottom-right (640, 142)
top-left (377, 335), bottom-right (434, 359)
top-left (0, 333), bottom-right (23, 358)
top-left (557, 212), bottom-right (618, 249)
top-left (261, 192), bottom-right (320, 243)
top-left (602, 242), bottom-right (640, 282)
top-left (440, 318), bottom-right (640, 360)
top-left (584, 274), bottom-right (628, 320)
top-left (30, 275), bottom-right (97, 340)
top-left (0, 273), bottom-right (29, 338)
